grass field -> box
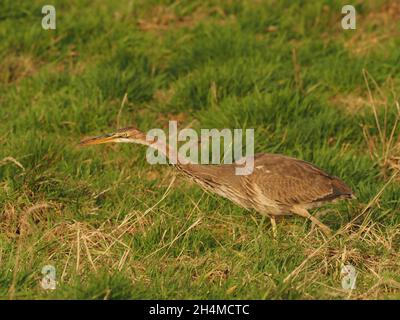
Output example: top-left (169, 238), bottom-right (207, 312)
top-left (1, 0), bottom-right (399, 299)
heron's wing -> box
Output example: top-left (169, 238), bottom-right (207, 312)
top-left (243, 154), bottom-right (352, 207)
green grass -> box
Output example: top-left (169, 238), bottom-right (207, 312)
top-left (1, 0), bottom-right (399, 299)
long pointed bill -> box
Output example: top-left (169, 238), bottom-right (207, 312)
top-left (78, 133), bottom-right (118, 147)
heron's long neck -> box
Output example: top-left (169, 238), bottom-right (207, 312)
top-left (145, 139), bottom-right (194, 166)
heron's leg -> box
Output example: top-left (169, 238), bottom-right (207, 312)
top-left (315, 209), bottom-right (332, 218)
top-left (311, 209), bottom-right (333, 231)
top-left (270, 216), bottom-right (277, 239)
top-left (291, 207), bottom-right (332, 236)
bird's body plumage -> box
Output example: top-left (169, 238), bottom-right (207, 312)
top-left (79, 127), bottom-right (354, 235)
top-left (178, 153), bottom-right (353, 218)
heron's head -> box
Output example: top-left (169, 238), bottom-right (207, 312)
top-left (79, 127), bottom-right (150, 147)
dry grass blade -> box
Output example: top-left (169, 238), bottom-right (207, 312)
top-left (145, 218), bottom-right (202, 259)
top-left (0, 157), bottom-right (25, 171)
top-left (116, 92), bottom-right (128, 128)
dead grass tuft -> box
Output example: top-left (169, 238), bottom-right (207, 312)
top-left (39, 207), bottom-right (158, 281)
top-left (0, 202), bottom-right (54, 239)
top-left (153, 87), bottom-right (175, 104)
top-left (288, 218), bottom-right (400, 299)
top-left (331, 91), bottom-right (386, 114)
top-left (0, 54), bottom-right (38, 84)
top-left (137, 5), bottom-right (229, 33)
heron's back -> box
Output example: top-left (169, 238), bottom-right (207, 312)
top-left (178, 153), bottom-right (353, 215)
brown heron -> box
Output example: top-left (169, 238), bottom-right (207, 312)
top-left (79, 126), bottom-right (354, 236)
